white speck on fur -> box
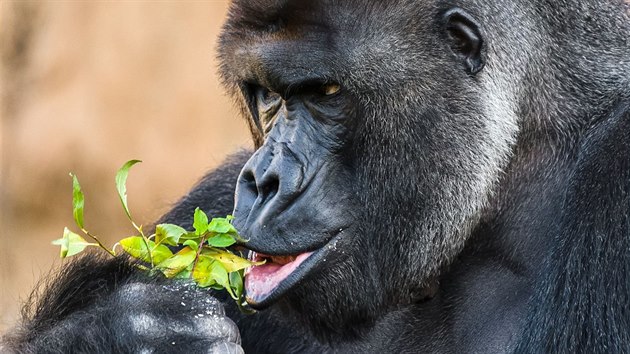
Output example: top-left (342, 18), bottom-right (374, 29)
top-left (129, 313), bottom-right (160, 336)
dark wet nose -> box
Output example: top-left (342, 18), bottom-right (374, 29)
top-left (238, 157), bottom-right (280, 208)
top-left (232, 143), bottom-right (304, 231)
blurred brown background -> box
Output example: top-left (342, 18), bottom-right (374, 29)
top-left (0, 1), bottom-right (251, 331)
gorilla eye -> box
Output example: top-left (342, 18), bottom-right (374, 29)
top-left (443, 8), bottom-right (485, 75)
top-left (322, 83), bottom-right (341, 96)
top-left (257, 87), bottom-right (282, 108)
top-left (252, 86), bottom-right (282, 134)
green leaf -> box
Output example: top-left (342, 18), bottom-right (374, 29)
top-left (150, 245), bottom-right (174, 264)
top-left (201, 248), bottom-right (263, 273)
top-left (193, 207), bottom-right (209, 235)
top-left (229, 270), bottom-right (244, 298)
top-left (180, 232), bottom-right (203, 242)
top-left (193, 256), bottom-right (230, 289)
top-left (191, 259), bottom-right (215, 287)
top-left (173, 264), bottom-right (194, 279)
top-left (119, 236), bottom-right (172, 264)
top-left (154, 223), bottom-right (187, 246)
top-left (52, 227), bottom-right (97, 258)
top-left (207, 217), bottom-right (237, 234)
top-left (119, 236), bottom-right (150, 262)
top-left (115, 160), bottom-right (142, 221)
top-left (207, 233), bottom-right (236, 248)
top-left (210, 284), bottom-right (224, 291)
top-left (70, 174), bottom-right (85, 230)
top-left (156, 247), bottom-right (197, 278)
top-left (183, 239), bottom-right (199, 250)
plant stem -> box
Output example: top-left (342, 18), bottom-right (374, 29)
top-left (133, 223), bottom-right (154, 266)
top-left (190, 234), bottom-right (208, 276)
top-left (82, 229), bottom-right (116, 257)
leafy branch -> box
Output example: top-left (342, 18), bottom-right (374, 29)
top-left (52, 160), bottom-right (263, 312)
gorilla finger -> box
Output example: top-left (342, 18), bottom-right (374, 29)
top-left (206, 341), bottom-right (245, 354)
top-left (194, 316), bottom-right (241, 344)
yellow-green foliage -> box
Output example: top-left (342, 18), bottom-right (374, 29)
top-left (53, 160), bottom-right (262, 312)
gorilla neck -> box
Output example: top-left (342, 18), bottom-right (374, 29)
top-left (484, 132), bottom-right (581, 266)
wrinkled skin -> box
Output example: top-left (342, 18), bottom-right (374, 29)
top-left (4, 0), bottom-right (630, 353)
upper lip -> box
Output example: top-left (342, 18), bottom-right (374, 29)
top-left (235, 218), bottom-right (339, 256)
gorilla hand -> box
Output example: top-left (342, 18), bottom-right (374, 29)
top-left (4, 256), bottom-right (243, 354)
top-left (110, 282), bottom-right (243, 354)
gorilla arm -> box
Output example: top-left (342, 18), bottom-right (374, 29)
top-left (3, 255), bottom-right (243, 354)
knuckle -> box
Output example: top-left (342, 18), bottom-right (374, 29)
top-left (206, 341), bottom-right (245, 354)
top-left (194, 316), bottom-right (241, 344)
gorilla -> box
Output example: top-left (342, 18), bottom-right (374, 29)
top-left (3, 0), bottom-right (630, 353)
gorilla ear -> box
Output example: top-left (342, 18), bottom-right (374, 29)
top-left (443, 8), bottom-right (485, 75)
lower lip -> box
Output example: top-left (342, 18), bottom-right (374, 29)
top-left (244, 252), bottom-right (313, 303)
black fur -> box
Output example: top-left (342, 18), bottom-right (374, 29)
top-left (514, 102), bottom-right (630, 353)
top-left (3, 1), bottom-right (630, 353)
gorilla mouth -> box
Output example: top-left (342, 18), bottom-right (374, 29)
top-left (244, 251), bottom-right (314, 307)
top-left (242, 227), bottom-right (348, 308)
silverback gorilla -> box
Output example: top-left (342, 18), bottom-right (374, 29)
top-left (4, 0), bottom-right (630, 353)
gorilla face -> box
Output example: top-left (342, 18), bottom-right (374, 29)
top-left (219, 0), bottom-right (520, 334)
top-left (232, 85), bottom-right (359, 306)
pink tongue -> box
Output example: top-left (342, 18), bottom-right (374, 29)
top-left (245, 252), bottom-right (312, 301)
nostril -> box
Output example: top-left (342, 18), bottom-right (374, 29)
top-left (240, 169), bottom-right (280, 206)
top-left (241, 170), bottom-right (258, 198)
top-left (259, 175), bottom-right (280, 205)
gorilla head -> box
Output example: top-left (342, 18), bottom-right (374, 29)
top-left (218, 0), bottom-right (628, 339)
top-left (220, 0), bottom-right (520, 334)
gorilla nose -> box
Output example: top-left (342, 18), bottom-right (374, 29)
top-left (232, 144), bottom-right (305, 232)
top-left (240, 166), bottom-right (280, 207)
